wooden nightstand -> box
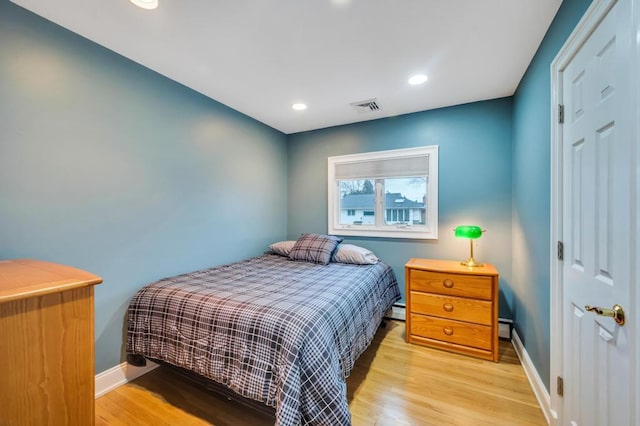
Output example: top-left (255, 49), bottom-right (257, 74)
top-left (0, 259), bottom-right (103, 425)
top-left (405, 258), bottom-right (499, 362)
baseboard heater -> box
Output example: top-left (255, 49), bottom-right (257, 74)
top-left (385, 303), bottom-right (406, 321)
top-left (499, 318), bottom-right (513, 340)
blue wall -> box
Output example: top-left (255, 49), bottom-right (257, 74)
top-left (511, 0), bottom-right (592, 390)
top-left (287, 99), bottom-right (514, 317)
top-left (1, 0), bottom-right (595, 393)
top-left (0, 1), bottom-right (287, 373)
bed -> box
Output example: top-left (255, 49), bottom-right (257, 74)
top-left (126, 236), bottom-right (400, 426)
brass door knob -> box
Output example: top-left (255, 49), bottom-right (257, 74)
top-left (584, 304), bottom-right (625, 326)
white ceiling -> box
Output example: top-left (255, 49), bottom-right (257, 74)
top-left (11, 0), bottom-right (562, 134)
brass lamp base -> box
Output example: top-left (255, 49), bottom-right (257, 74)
top-left (460, 239), bottom-right (484, 267)
top-left (460, 257), bottom-right (484, 268)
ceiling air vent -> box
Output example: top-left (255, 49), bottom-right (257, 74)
top-left (350, 98), bottom-right (381, 114)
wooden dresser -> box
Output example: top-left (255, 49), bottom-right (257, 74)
top-left (0, 259), bottom-right (103, 425)
top-left (405, 258), bottom-right (499, 362)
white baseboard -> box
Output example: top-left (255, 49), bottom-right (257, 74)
top-left (95, 359), bottom-right (159, 398)
top-left (511, 330), bottom-right (551, 425)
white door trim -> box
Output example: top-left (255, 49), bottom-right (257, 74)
top-left (549, 0), bottom-right (617, 423)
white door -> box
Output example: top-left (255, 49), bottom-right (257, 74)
top-left (560, 0), bottom-right (637, 424)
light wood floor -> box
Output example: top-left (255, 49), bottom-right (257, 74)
top-left (95, 320), bottom-right (546, 425)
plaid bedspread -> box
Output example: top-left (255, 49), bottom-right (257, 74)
top-left (126, 254), bottom-right (400, 426)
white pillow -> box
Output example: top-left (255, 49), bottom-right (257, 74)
top-left (269, 240), bottom-right (296, 256)
top-left (331, 244), bottom-right (379, 265)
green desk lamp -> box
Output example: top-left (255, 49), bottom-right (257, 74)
top-left (454, 225), bottom-right (484, 267)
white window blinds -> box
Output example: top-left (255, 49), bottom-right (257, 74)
top-left (334, 155), bottom-right (429, 180)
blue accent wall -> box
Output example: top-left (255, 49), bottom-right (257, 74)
top-left (511, 0), bottom-right (592, 390)
top-left (0, 1), bottom-right (287, 373)
top-left (287, 99), bottom-right (514, 318)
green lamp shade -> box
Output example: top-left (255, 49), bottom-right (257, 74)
top-left (454, 225), bottom-right (483, 239)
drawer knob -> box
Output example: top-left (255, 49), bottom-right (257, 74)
top-left (443, 303), bottom-right (454, 312)
top-left (443, 279), bottom-right (454, 288)
top-left (443, 327), bottom-right (454, 336)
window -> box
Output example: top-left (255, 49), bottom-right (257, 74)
top-left (328, 146), bottom-right (438, 239)
top-left (387, 208), bottom-right (412, 223)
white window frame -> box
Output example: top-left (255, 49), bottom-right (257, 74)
top-left (327, 145), bottom-right (438, 239)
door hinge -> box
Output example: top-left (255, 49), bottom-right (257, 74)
top-left (557, 241), bottom-right (564, 261)
top-left (558, 104), bottom-right (565, 124)
top-left (557, 376), bottom-right (564, 397)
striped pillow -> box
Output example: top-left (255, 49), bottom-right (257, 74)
top-left (289, 233), bottom-right (343, 265)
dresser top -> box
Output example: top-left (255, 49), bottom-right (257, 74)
top-left (406, 258), bottom-right (498, 276)
top-left (0, 259), bottom-right (102, 303)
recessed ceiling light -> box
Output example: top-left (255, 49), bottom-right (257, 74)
top-left (330, 0), bottom-right (352, 7)
top-left (408, 74), bottom-right (428, 85)
top-left (130, 0), bottom-right (158, 10)
top-left (292, 103), bottom-right (307, 111)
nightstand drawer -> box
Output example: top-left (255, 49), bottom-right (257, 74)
top-left (409, 269), bottom-right (492, 300)
top-left (410, 314), bottom-right (492, 351)
top-left (410, 291), bottom-right (492, 325)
